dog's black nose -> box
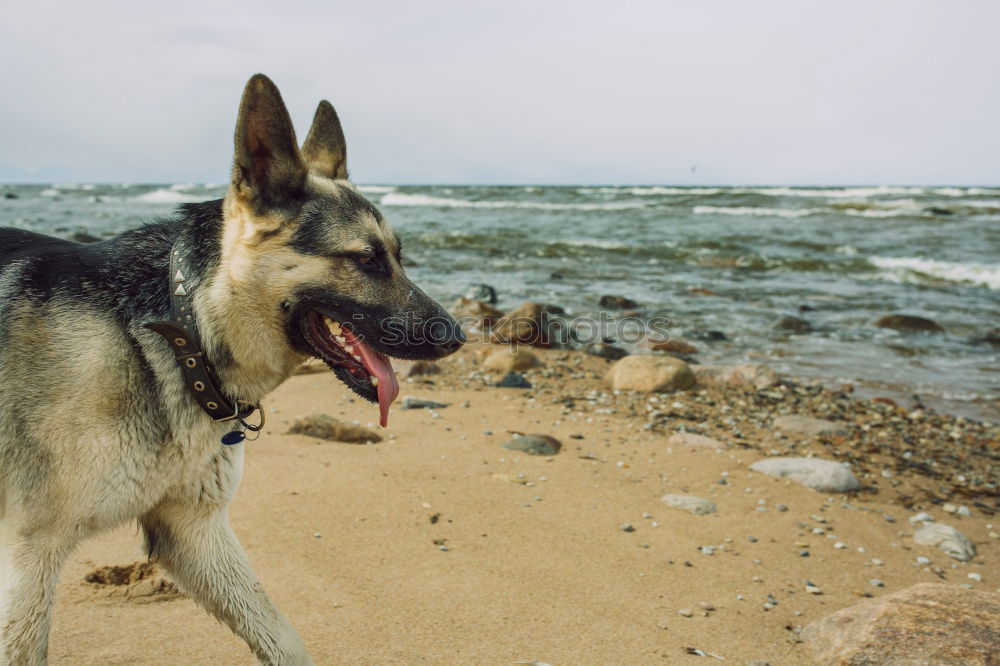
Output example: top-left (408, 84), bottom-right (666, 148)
top-left (427, 317), bottom-right (465, 354)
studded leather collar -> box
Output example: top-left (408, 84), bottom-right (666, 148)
top-left (144, 238), bottom-right (258, 423)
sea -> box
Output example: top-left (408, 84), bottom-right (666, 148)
top-left (2, 183), bottom-right (997, 422)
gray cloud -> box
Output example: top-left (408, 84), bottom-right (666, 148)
top-left (1, 0), bottom-right (997, 184)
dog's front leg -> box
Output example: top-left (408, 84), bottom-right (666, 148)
top-left (142, 505), bottom-right (312, 665)
top-left (0, 527), bottom-right (72, 666)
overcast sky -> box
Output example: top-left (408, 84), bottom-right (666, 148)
top-left (1, 1), bottom-right (997, 185)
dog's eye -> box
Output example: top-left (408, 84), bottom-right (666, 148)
top-left (357, 255), bottom-right (372, 265)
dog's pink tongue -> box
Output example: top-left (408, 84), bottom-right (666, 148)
top-left (344, 330), bottom-right (399, 427)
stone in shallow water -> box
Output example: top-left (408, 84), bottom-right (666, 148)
top-left (464, 283), bottom-right (497, 304)
top-left (501, 434), bottom-right (562, 456)
top-left (598, 294), bottom-right (638, 309)
top-left (913, 523), bottom-right (977, 562)
top-left (774, 315), bottom-right (813, 332)
top-left (802, 583), bottom-right (999, 665)
top-left (873, 314), bottom-right (945, 333)
top-left (750, 457), bottom-right (860, 492)
top-left (660, 494), bottom-right (717, 515)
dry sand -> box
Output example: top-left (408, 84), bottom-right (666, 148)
top-left (48, 343), bottom-right (998, 664)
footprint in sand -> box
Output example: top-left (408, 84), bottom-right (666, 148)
top-left (83, 562), bottom-right (183, 603)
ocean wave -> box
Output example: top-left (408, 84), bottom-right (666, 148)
top-left (577, 186), bottom-right (723, 196)
top-left (869, 256), bottom-right (1000, 289)
top-left (134, 188), bottom-right (205, 204)
top-left (692, 205), bottom-right (816, 218)
top-left (380, 192), bottom-right (649, 211)
top-left (358, 185), bottom-right (397, 194)
top-left (558, 238), bottom-right (632, 250)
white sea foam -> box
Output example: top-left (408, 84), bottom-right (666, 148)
top-left (134, 188), bottom-right (204, 204)
top-left (869, 256), bottom-right (1000, 289)
top-left (578, 186), bottom-right (723, 196)
top-left (40, 188), bottom-right (59, 197)
top-left (692, 205), bottom-right (816, 218)
top-left (380, 192), bottom-right (648, 211)
top-left (559, 238), bottom-right (631, 250)
top-left (358, 185), bottom-right (397, 194)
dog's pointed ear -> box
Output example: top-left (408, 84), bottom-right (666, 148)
top-left (300, 100), bottom-right (348, 180)
top-left (231, 74), bottom-right (307, 208)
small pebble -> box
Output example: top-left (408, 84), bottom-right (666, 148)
top-left (677, 608), bottom-right (693, 617)
top-left (834, 542), bottom-right (847, 549)
top-left (700, 546), bottom-right (715, 555)
top-left (968, 572), bottom-right (982, 582)
top-left (699, 601), bottom-right (715, 611)
top-left (870, 579), bottom-right (884, 587)
top-left (747, 536), bottom-right (759, 543)
top-left (621, 523), bottom-right (636, 533)
top-left (775, 504), bottom-right (788, 512)
top-left (805, 584), bottom-right (823, 594)
top-left (915, 556), bottom-right (931, 565)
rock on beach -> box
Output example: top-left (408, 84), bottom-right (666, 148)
top-left (660, 494), bottom-right (717, 515)
top-left (501, 434), bottom-right (561, 456)
top-left (666, 433), bottom-right (727, 450)
top-left (606, 355), bottom-right (695, 393)
top-left (802, 583), bottom-right (1000, 665)
top-left (490, 302), bottom-right (566, 348)
top-left (913, 523), bottom-right (977, 562)
top-left (483, 347), bottom-right (542, 372)
top-left (750, 457), bottom-right (860, 492)
top-left (691, 364), bottom-right (778, 389)
top-left (772, 415), bottom-right (850, 438)
top-left (287, 414), bottom-right (382, 443)
top-left (450, 297), bottom-right (504, 328)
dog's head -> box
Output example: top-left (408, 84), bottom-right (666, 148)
top-left (219, 74), bottom-right (464, 425)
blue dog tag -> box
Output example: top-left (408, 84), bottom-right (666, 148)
top-left (221, 430), bottom-right (246, 445)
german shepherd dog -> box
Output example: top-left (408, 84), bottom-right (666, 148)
top-left (0, 74), bottom-right (464, 664)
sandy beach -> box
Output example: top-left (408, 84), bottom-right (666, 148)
top-left (45, 339), bottom-right (997, 664)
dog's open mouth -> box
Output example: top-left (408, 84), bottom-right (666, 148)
top-left (301, 311), bottom-right (400, 427)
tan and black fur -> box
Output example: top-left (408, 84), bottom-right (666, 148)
top-left (0, 74), bottom-right (463, 665)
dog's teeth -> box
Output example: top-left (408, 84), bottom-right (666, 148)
top-left (327, 320), bottom-right (342, 335)
top-left (335, 336), bottom-right (346, 345)
top-left (344, 346), bottom-right (354, 354)
top-left (370, 376), bottom-right (379, 387)
top-left (353, 354), bottom-right (362, 362)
